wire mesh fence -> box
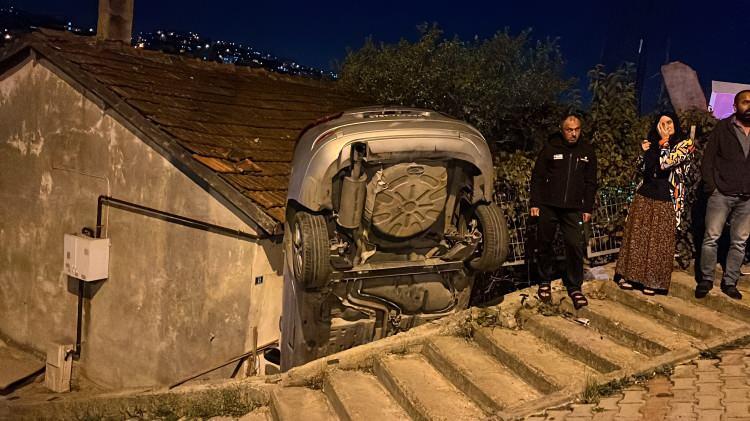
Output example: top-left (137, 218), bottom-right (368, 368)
top-left (586, 186), bottom-right (635, 258)
top-left (496, 183), bottom-right (636, 267)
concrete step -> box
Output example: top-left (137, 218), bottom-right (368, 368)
top-left (522, 314), bottom-right (644, 373)
top-left (422, 335), bottom-right (541, 413)
top-left (0, 342), bottom-right (44, 391)
top-left (239, 406), bottom-right (272, 421)
top-left (561, 297), bottom-right (694, 355)
top-left (374, 353), bottom-right (486, 421)
top-left (324, 369), bottom-right (409, 420)
top-left (601, 281), bottom-right (745, 338)
top-left (270, 387), bottom-right (338, 421)
top-left (472, 326), bottom-right (597, 394)
top-left (670, 271), bottom-right (750, 323)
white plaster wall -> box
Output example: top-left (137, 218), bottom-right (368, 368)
top-left (0, 59), bottom-right (283, 388)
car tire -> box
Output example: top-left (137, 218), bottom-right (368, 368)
top-left (468, 202), bottom-right (509, 272)
top-left (291, 211), bottom-right (331, 288)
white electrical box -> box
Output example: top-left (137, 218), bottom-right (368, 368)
top-left (63, 234), bottom-right (110, 281)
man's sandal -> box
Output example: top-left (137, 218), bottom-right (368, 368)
top-left (537, 284), bottom-right (552, 303)
top-left (569, 291), bottom-right (588, 310)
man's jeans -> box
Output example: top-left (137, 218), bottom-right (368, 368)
top-left (700, 190), bottom-right (750, 286)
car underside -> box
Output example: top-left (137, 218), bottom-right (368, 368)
top-left (280, 108), bottom-right (509, 370)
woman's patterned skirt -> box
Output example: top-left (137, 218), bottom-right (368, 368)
top-left (615, 193), bottom-right (676, 291)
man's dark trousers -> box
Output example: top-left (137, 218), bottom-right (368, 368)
top-left (535, 204), bottom-right (585, 292)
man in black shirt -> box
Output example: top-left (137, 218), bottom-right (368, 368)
top-left (530, 113), bottom-right (598, 308)
top-left (698, 90), bottom-right (750, 299)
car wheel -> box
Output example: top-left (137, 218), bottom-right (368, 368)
top-left (291, 211), bottom-right (331, 288)
top-left (467, 202), bottom-right (509, 272)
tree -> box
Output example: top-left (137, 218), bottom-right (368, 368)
top-left (587, 63), bottom-right (650, 187)
top-left (339, 24), bottom-right (577, 152)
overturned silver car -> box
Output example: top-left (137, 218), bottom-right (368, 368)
top-left (280, 107), bottom-right (509, 370)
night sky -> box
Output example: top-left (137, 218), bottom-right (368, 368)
top-left (4, 0), bottom-right (748, 108)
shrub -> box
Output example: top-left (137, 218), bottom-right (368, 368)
top-left (339, 24), bottom-right (577, 152)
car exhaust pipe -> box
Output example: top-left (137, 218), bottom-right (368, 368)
top-left (338, 175), bottom-right (366, 229)
top-left (337, 144), bottom-right (367, 229)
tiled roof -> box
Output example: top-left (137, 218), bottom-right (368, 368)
top-left (0, 29), bottom-right (368, 234)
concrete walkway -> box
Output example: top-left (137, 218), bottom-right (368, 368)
top-left (527, 347), bottom-right (750, 421)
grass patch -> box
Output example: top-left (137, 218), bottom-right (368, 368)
top-left (303, 373), bottom-right (326, 390)
top-left (583, 364), bottom-right (675, 409)
top-left (699, 348), bottom-right (720, 360)
top-left (536, 301), bottom-right (569, 318)
top-left (454, 317), bottom-right (475, 339)
top-left (22, 385), bottom-right (262, 421)
top-left (454, 308), bottom-right (504, 339)
top-left (579, 375), bottom-right (601, 404)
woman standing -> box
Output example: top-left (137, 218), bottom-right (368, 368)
top-left (614, 113), bottom-right (694, 295)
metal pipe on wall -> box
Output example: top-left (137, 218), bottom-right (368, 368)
top-left (95, 195), bottom-right (278, 241)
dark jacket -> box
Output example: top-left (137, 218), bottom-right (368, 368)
top-left (530, 133), bottom-right (598, 213)
top-left (636, 147), bottom-right (673, 202)
top-left (637, 112), bottom-right (685, 202)
top-left (702, 117), bottom-right (750, 196)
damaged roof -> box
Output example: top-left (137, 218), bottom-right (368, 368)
top-left (0, 29), bottom-right (368, 235)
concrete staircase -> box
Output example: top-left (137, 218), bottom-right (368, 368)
top-left (9, 270), bottom-right (750, 420)
top-left (263, 271), bottom-right (750, 420)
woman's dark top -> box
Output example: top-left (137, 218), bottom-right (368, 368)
top-left (636, 147), bottom-right (673, 202)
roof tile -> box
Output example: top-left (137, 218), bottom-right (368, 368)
top-left (4, 30), bottom-right (370, 228)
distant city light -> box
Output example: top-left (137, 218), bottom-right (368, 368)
top-left (0, 6), bottom-right (335, 81)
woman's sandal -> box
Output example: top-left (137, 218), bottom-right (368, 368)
top-left (617, 280), bottom-right (634, 290)
top-left (537, 284), bottom-right (552, 303)
top-left (614, 273), bottom-right (633, 290)
top-left (569, 291), bottom-right (588, 310)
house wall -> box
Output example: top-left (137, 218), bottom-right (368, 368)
top-left (0, 59), bottom-right (283, 388)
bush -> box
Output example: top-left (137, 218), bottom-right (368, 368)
top-left (339, 24), bottom-right (577, 152)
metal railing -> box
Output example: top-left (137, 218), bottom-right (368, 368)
top-left (496, 183), bottom-right (635, 267)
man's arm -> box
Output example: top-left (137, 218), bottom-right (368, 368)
top-left (529, 145), bottom-right (548, 213)
top-left (701, 130), bottom-right (718, 193)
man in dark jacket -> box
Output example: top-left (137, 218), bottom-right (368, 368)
top-left (530, 113), bottom-right (598, 308)
top-left (697, 90), bottom-right (750, 299)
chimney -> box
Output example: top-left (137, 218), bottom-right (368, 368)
top-left (96, 0), bottom-right (134, 44)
